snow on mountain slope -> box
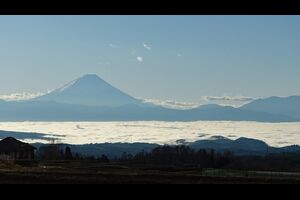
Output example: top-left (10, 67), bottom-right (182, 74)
top-left (34, 74), bottom-right (142, 107)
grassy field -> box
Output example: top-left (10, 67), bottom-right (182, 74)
top-left (1, 161), bottom-right (300, 184)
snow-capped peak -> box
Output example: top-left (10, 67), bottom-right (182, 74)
top-left (33, 74), bottom-right (141, 107)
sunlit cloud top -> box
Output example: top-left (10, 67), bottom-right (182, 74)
top-left (203, 96), bottom-right (256, 102)
top-left (141, 98), bottom-right (200, 110)
top-left (0, 92), bottom-right (45, 101)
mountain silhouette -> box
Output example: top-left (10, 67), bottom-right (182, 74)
top-left (242, 96), bottom-right (300, 120)
top-left (189, 136), bottom-right (269, 154)
top-left (34, 74), bottom-right (141, 107)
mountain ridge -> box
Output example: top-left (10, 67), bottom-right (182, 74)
top-left (242, 95), bottom-right (300, 120)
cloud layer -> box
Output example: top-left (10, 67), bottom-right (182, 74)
top-left (203, 96), bottom-right (255, 102)
top-left (139, 95), bottom-right (256, 109)
top-left (0, 92), bottom-right (45, 101)
top-left (141, 98), bottom-right (200, 110)
top-left (0, 121), bottom-right (297, 147)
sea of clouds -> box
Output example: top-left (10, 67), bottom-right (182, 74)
top-left (0, 121), bottom-right (300, 147)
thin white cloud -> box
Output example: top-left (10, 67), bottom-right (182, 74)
top-left (177, 53), bottom-right (182, 57)
top-left (136, 56), bottom-right (144, 63)
top-left (138, 95), bottom-right (257, 110)
top-left (203, 96), bottom-right (256, 102)
top-left (0, 92), bottom-right (45, 101)
top-left (140, 98), bottom-right (201, 110)
top-left (108, 43), bottom-right (119, 49)
top-left (143, 43), bottom-right (151, 51)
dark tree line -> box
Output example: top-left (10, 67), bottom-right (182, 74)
top-left (119, 145), bottom-right (235, 169)
top-left (37, 145), bottom-right (109, 163)
top-left (118, 145), bottom-right (300, 172)
top-left (37, 145), bottom-right (73, 160)
top-left (36, 144), bottom-right (300, 172)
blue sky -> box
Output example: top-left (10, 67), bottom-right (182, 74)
top-left (0, 15), bottom-right (300, 106)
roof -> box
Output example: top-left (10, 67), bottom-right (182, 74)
top-left (0, 137), bottom-right (36, 152)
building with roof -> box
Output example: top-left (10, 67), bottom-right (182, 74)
top-left (0, 137), bottom-right (36, 161)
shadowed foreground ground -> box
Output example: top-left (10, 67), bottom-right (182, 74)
top-left (1, 161), bottom-right (300, 184)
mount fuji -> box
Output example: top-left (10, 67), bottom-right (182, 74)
top-left (34, 74), bottom-right (142, 107)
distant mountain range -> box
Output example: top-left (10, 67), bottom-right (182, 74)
top-left (1, 129), bottom-right (300, 158)
top-left (188, 136), bottom-right (300, 156)
top-left (241, 96), bottom-right (300, 120)
top-left (0, 74), bottom-right (299, 122)
top-left (33, 136), bottom-right (300, 158)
